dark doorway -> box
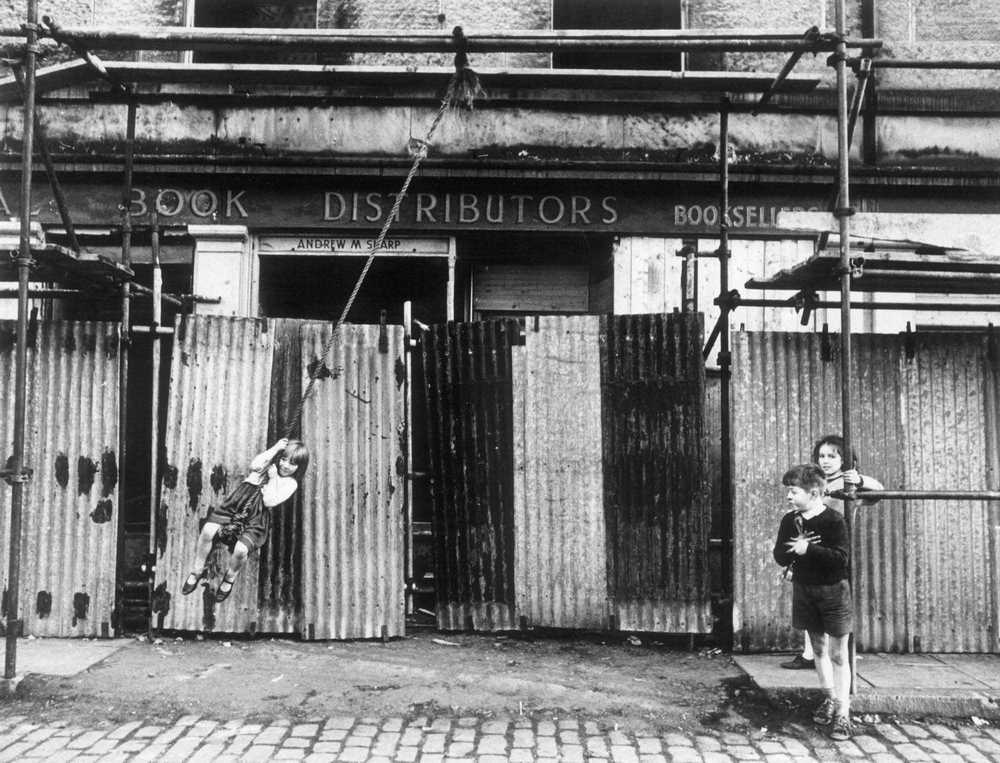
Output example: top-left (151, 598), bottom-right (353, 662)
top-left (258, 255), bottom-right (449, 325)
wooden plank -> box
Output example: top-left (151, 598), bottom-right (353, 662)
top-left (473, 264), bottom-right (589, 314)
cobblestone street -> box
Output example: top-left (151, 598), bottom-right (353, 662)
top-left (1, 711), bottom-right (998, 762)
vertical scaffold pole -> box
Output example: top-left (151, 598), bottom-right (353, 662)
top-left (5, 0), bottom-right (39, 680)
top-left (115, 97), bottom-right (136, 636)
top-left (718, 98), bottom-right (733, 644)
top-left (834, 0), bottom-right (857, 690)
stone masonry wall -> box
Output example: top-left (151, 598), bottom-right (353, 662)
top-left (0, 1), bottom-right (995, 87)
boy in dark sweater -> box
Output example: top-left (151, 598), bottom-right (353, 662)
top-left (773, 463), bottom-right (853, 740)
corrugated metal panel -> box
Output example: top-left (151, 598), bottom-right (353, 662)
top-left (156, 315), bottom-right (276, 634)
top-left (299, 322), bottom-right (405, 640)
top-left (985, 332), bottom-right (1000, 651)
top-left (423, 320), bottom-right (519, 632)
top-left (255, 319), bottom-right (304, 632)
top-left (733, 331), bottom-right (996, 653)
top-left (850, 336), bottom-right (908, 654)
top-left (901, 334), bottom-right (993, 652)
top-left (601, 313), bottom-right (711, 633)
top-left (0, 320), bottom-right (119, 637)
top-left (513, 315), bottom-right (608, 629)
top-left (705, 373), bottom-right (724, 605)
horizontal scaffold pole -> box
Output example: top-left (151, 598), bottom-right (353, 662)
top-left (4, 22), bottom-right (883, 55)
top-left (832, 489), bottom-right (1000, 501)
top-left (733, 297), bottom-right (1000, 312)
top-left (852, 58), bottom-right (1000, 70)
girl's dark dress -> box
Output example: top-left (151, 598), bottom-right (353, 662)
top-left (206, 479), bottom-right (271, 552)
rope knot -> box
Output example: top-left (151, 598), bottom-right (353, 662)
top-left (452, 25), bottom-right (469, 72)
top-left (407, 137), bottom-right (430, 159)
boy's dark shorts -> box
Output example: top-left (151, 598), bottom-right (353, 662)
top-left (792, 580), bottom-right (853, 636)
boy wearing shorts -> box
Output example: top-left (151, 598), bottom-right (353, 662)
top-left (773, 463), bottom-right (854, 740)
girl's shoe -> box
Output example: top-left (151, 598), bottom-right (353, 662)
top-left (780, 654), bottom-right (815, 670)
top-left (215, 572), bottom-right (239, 603)
top-left (181, 569), bottom-right (206, 595)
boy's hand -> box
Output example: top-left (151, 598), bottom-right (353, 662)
top-left (786, 532), bottom-right (818, 555)
top-left (274, 437), bottom-right (289, 450)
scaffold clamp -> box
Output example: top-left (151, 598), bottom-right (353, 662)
top-left (792, 290), bottom-right (819, 326)
top-left (1, 466), bottom-right (34, 486)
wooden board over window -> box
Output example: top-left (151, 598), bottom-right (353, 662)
top-left (473, 264), bottom-right (590, 316)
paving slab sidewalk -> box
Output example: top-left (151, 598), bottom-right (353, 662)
top-left (736, 652), bottom-right (1000, 719)
top-left (1, 637), bottom-right (125, 678)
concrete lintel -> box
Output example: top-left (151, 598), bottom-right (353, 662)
top-left (187, 224), bottom-right (249, 241)
top-left (776, 210), bottom-right (1000, 257)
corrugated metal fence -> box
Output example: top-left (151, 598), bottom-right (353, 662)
top-left (156, 315), bottom-right (404, 639)
top-left (733, 330), bottom-right (1000, 653)
top-left (0, 320), bottom-right (120, 637)
top-left (423, 313), bottom-right (711, 634)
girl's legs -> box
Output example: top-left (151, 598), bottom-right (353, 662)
top-left (225, 541), bottom-right (250, 578)
top-left (216, 541), bottom-right (250, 602)
top-left (182, 522), bottom-right (222, 593)
top-left (192, 522), bottom-right (222, 569)
top-left (802, 630), bottom-right (815, 660)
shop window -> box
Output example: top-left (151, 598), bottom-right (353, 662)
top-left (552, 0), bottom-right (682, 71)
top-left (191, 0), bottom-right (319, 64)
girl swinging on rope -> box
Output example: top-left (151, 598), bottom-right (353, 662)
top-left (181, 438), bottom-right (310, 602)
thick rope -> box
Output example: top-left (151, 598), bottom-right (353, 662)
top-left (284, 78), bottom-right (458, 439)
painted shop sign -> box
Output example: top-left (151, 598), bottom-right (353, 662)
top-left (0, 182), bottom-right (825, 234)
top-left (258, 235), bottom-right (449, 256)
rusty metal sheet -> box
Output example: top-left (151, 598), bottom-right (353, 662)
top-left (298, 322), bottom-right (406, 640)
top-left (901, 334), bottom-right (994, 653)
top-left (985, 332), bottom-right (1000, 652)
top-left (733, 330), bottom-right (995, 653)
top-left (422, 320), bottom-right (520, 632)
top-left (601, 313), bottom-right (711, 633)
top-left (0, 320), bottom-right (120, 637)
top-left (513, 316), bottom-right (608, 630)
top-left (256, 319), bottom-right (305, 633)
top-left (155, 315), bottom-right (276, 634)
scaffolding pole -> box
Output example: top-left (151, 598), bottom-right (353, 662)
top-left (718, 97), bottom-right (733, 642)
top-left (114, 96), bottom-right (137, 637)
top-left (4, 0), bottom-right (38, 682)
top-left (833, 0), bottom-right (857, 694)
top-left (25, 21), bottom-right (881, 55)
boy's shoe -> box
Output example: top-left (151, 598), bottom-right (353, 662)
top-left (829, 715), bottom-right (853, 741)
top-left (812, 698), bottom-right (837, 725)
top-left (781, 654), bottom-right (815, 670)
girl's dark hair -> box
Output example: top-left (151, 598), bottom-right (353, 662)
top-left (280, 439), bottom-right (310, 481)
top-left (782, 463), bottom-right (826, 492)
top-left (811, 433), bottom-right (857, 468)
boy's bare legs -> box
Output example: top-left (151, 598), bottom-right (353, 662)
top-left (809, 630), bottom-right (834, 694)
top-left (808, 630), bottom-right (838, 725)
top-left (810, 629), bottom-right (852, 736)
top-left (827, 632), bottom-right (851, 718)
